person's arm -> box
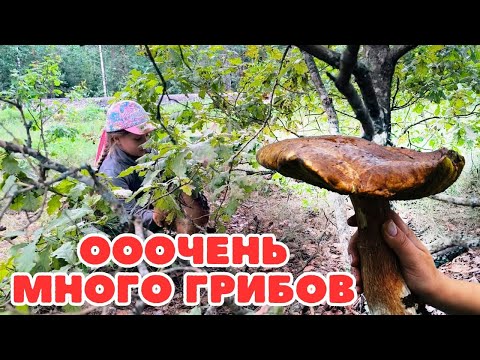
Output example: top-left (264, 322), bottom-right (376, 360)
top-left (349, 209), bottom-right (480, 315)
top-left (172, 192), bottom-right (210, 235)
top-left (380, 212), bottom-right (480, 315)
top-left (425, 274), bottom-right (480, 315)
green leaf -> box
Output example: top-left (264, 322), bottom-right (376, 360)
top-left (198, 89), bottom-right (206, 99)
top-left (136, 192), bottom-right (150, 208)
top-left (52, 242), bottom-right (77, 264)
top-left (118, 166), bottom-right (137, 177)
top-left (63, 304), bottom-right (82, 313)
top-left (69, 182), bottom-right (87, 201)
top-left (268, 306), bottom-right (285, 315)
top-left (15, 241), bottom-right (38, 273)
top-left (192, 102), bottom-right (203, 111)
top-left (454, 98), bottom-right (465, 109)
top-left (245, 45), bottom-right (259, 59)
top-left (53, 179), bottom-right (76, 195)
top-left (180, 184), bottom-right (194, 196)
top-left (2, 175), bottom-right (18, 196)
top-left (15, 305), bottom-right (30, 314)
top-left (417, 62), bottom-right (428, 77)
top-left (190, 141), bottom-right (216, 166)
top-left (142, 169), bottom-right (161, 187)
top-left (44, 207), bottom-right (93, 233)
top-left (47, 195), bottom-right (62, 215)
top-left (10, 195), bottom-right (25, 211)
top-left (165, 211), bottom-right (176, 225)
top-left (228, 57), bottom-right (242, 66)
top-left (131, 69), bottom-right (142, 77)
top-left (224, 199), bottom-right (239, 216)
top-left (22, 192), bottom-right (42, 212)
top-left (35, 247), bottom-right (52, 272)
top-left (0, 257), bottom-right (14, 282)
top-left (170, 151), bottom-right (187, 178)
top-left (2, 155), bottom-right (21, 175)
top-left (430, 45), bottom-right (444, 53)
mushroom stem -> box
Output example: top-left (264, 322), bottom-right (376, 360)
top-left (349, 195), bottom-right (417, 315)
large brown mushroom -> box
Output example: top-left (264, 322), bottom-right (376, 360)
top-left (256, 135), bottom-right (465, 315)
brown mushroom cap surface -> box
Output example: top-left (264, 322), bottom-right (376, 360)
top-left (257, 135), bottom-right (465, 200)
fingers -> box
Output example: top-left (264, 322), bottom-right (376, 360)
top-left (347, 230), bottom-right (362, 293)
top-left (351, 266), bottom-right (363, 294)
top-left (386, 210), bottom-right (428, 252)
top-left (382, 220), bottom-right (423, 263)
top-left (348, 230), bottom-right (360, 267)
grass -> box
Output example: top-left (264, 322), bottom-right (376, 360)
top-left (0, 104), bottom-right (105, 167)
top-left (0, 102), bottom-right (188, 168)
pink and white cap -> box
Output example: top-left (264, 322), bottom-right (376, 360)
top-left (105, 100), bottom-right (156, 134)
top-left (95, 100), bottom-right (156, 166)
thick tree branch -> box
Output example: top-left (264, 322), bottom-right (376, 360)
top-left (430, 194), bottom-right (480, 207)
top-left (390, 45), bottom-right (417, 64)
top-left (352, 62), bottom-right (381, 120)
top-left (0, 139), bottom-right (130, 227)
top-left (299, 45), bottom-right (381, 126)
top-left (336, 45), bottom-right (360, 88)
top-left (303, 52), bottom-right (339, 134)
top-left (296, 45), bottom-right (341, 69)
top-left (326, 72), bottom-right (374, 140)
top-left (0, 139), bottom-right (71, 173)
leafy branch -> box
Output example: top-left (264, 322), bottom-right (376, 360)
top-left (212, 45), bottom-right (292, 227)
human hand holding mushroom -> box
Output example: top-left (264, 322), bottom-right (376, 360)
top-left (348, 208), bottom-right (480, 315)
top-left (256, 135), bottom-right (465, 315)
top-left (347, 209), bottom-right (442, 303)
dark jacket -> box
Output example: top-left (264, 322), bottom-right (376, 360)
top-left (99, 146), bottom-right (160, 232)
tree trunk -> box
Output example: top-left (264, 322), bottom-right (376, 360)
top-left (364, 45), bottom-right (395, 145)
top-left (98, 45), bottom-right (108, 97)
top-left (303, 52), bottom-right (351, 270)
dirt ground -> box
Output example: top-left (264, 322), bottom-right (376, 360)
top-left (1, 180), bottom-right (479, 315)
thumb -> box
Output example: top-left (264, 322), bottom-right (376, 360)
top-left (382, 220), bottom-right (419, 262)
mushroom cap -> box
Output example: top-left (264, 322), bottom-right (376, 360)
top-left (256, 135), bottom-right (465, 200)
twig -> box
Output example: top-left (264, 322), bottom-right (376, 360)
top-left (178, 45), bottom-right (193, 71)
top-left (294, 232), bottom-right (327, 277)
top-left (231, 169), bottom-right (274, 176)
top-left (399, 116), bottom-right (440, 137)
top-left (390, 76), bottom-right (400, 110)
top-left (143, 45), bottom-right (177, 145)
